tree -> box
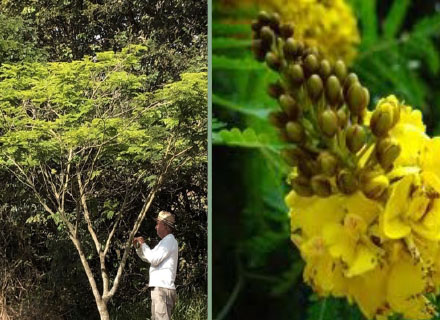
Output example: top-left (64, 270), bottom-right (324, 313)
top-left (0, 44), bottom-right (207, 320)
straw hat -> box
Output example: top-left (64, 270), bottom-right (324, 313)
top-left (154, 211), bottom-right (175, 228)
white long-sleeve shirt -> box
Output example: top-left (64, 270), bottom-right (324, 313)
top-left (136, 234), bottom-right (178, 289)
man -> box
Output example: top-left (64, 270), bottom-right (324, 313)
top-left (133, 211), bottom-right (178, 320)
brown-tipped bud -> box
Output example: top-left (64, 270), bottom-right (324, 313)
top-left (280, 23), bottom-right (294, 39)
top-left (265, 52), bottom-right (282, 71)
top-left (279, 94), bottom-right (300, 119)
top-left (343, 73), bottom-right (359, 97)
top-left (291, 175), bottom-right (314, 197)
top-left (362, 174), bottom-right (389, 199)
top-left (252, 39), bottom-right (266, 62)
top-left (363, 87), bottom-right (370, 109)
top-left (337, 109), bottom-right (348, 128)
top-left (281, 148), bottom-right (305, 166)
top-left (376, 138), bottom-right (401, 170)
top-left (318, 151), bottom-right (338, 176)
top-left (269, 12), bottom-right (281, 32)
top-left (319, 109), bottom-right (338, 137)
top-left (334, 59), bottom-right (347, 82)
top-left (283, 38), bottom-right (301, 60)
top-left (325, 75), bottom-right (341, 105)
top-left (286, 121), bottom-right (305, 143)
top-left (311, 175), bottom-right (332, 197)
top-left (287, 64), bottom-right (304, 85)
top-left (370, 105), bottom-right (394, 137)
top-left (337, 169), bottom-right (358, 194)
top-left (257, 11), bottom-right (271, 25)
top-left (267, 81), bottom-right (284, 99)
top-left (304, 54), bottom-right (319, 75)
top-left (260, 26), bottom-right (275, 46)
top-left (251, 20), bottom-right (262, 33)
top-left (268, 111), bottom-right (288, 128)
top-left (319, 59), bottom-right (332, 79)
top-left (307, 74), bottom-right (323, 101)
top-left (347, 83), bottom-right (368, 115)
top-left (346, 124), bottom-right (366, 153)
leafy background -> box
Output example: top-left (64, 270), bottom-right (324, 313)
top-left (213, 0), bottom-right (440, 319)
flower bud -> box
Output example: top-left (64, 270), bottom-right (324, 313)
top-left (283, 38), bottom-right (301, 60)
top-left (318, 151), bottom-right (338, 176)
top-left (346, 124), bottom-right (366, 153)
top-left (287, 64), bottom-right (304, 85)
top-left (252, 39), bottom-right (266, 62)
top-left (319, 109), bottom-right (338, 137)
top-left (325, 75), bottom-right (341, 105)
top-left (279, 94), bottom-right (300, 119)
top-left (304, 54), bottom-right (319, 75)
top-left (307, 74), bottom-right (323, 101)
top-left (337, 108), bottom-right (348, 128)
top-left (343, 73), bottom-right (358, 98)
top-left (311, 175), bottom-right (332, 197)
top-left (260, 26), bottom-right (275, 46)
top-left (267, 81), bottom-right (284, 99)
top-left (362, 174), bottom-right (389, 199)
top-left (376, 138), bottom-right (401, 170)
top-left (319, 59), bottom-right (332, 79)
top-left (257, 11), bottom-right (271, 25)
top-left (251, 19), bottom-right (261, 32)
top-left (268, 111), bottom-right (288, 128)
top-left (337, 169), bottom-right (358, 194)
top-left (265, 52), bottom-right (281, 71)
top-left (370, 103), bottom-right (394, 137)
top-left (334, 60), bottom-right (347, 82)
top-left (347, 83), bottom-right (368, 115)
top-left (280, 23), bottom-right (294, 39)
top-left (281, 148), bottom-right (306, 166)
top-left (268, 12), bottom-right (281, 33)
top-left (285, 121), bottom-right (305, 143)
top-left (291, 175), bottom-right (314, 197)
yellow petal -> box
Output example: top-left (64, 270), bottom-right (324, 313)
top-left (345, 244), bottom-right (378, 277)
top-left (382, 175), bottom-right (413, 239)
top-left (323, 223), bottom-right (355, 263)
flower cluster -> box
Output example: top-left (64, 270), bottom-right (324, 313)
top-left (252, 12), bottom-right (440, 320)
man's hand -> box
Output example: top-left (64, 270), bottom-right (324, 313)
top-left (133, 236), bottom-right (145, 248)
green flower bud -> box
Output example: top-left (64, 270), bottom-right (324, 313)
top-left (319, 59), bottom-right (332, 79)
top-left (307, 74), bottom-right (323, 101)
top-left (281, 148), bottom-right (305, 166)
top-left (268, 111), bottom-right (288, 128)
top-left (280, 23), bottom-right (294, 39)
top-left (252, 39), bottom-right (266, 62)
top-left (268, 12), bottom-right (281, 32)
top-left (318, 151), bottom-right (338, 176)
top-left (346, 124), bottom-right (366, 153)
top-left (319, 109), bottom-right (338, 137)
top-left (337, 109), bottom-right (348, 128)
top-left (279, 94), bottom-right (300, 119)
top-left (291, 175), bottom-right (314, 197)
top-left (325, 75), bottom-right (342, 105)
top-left (251, 20), bottom-right (261, 32)
top-left (283, 38), bottom-right (301, 60)
top-left (257, 11), bottom-right (271, 25)
top-left (370, 104), bottom-right (394, 137)
top-left (287, 64), bottom-right (304, 85)
top-left (363, 87), bottom-right (370, 110)
top-left (311, 175), bottom-right (332, 197)
top-left (260, 26), bottom-right (275, 46)
top-left (304, 54), bottom-right (319, 75)
top-left (347, 83), bottom-right (368, 115)
top-left (267, 81), bottom-right (284, 99)
top-left (286, 121), bottom-right (305, 143)
top-left (376, 138), bottom-right (401, 170)
top-left (265, 52), bottom-right (281, 71)
top-left (334, 59), bottom-right (347, 82)
top-left (343, 73), bottom-right (358, 98)
top-left (361, 174), bottom-right (389, 199)
top-left (337, 169), bottom-right (358, 194)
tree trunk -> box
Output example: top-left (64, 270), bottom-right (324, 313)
top-left (96, 299), bottom-right (110, 320)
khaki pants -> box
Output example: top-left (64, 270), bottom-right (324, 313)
top-left (151, 287), bottom-right (177, 320)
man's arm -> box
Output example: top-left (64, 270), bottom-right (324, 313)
top-left (140, 238), bottom-right (174, 266)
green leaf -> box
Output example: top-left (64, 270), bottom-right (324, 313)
top-left (353, 0), bottom-right (378, 48)
top-left (382, 0), bottom-right (410, 39)
top-left (213, 127), bottom-right (285, 150)
top-left (213, 55), bottom-right (265, 71)
top-left (213, 38), bottom-right (252, 51)
top-left (213, 94), bottom-right (272, 120)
